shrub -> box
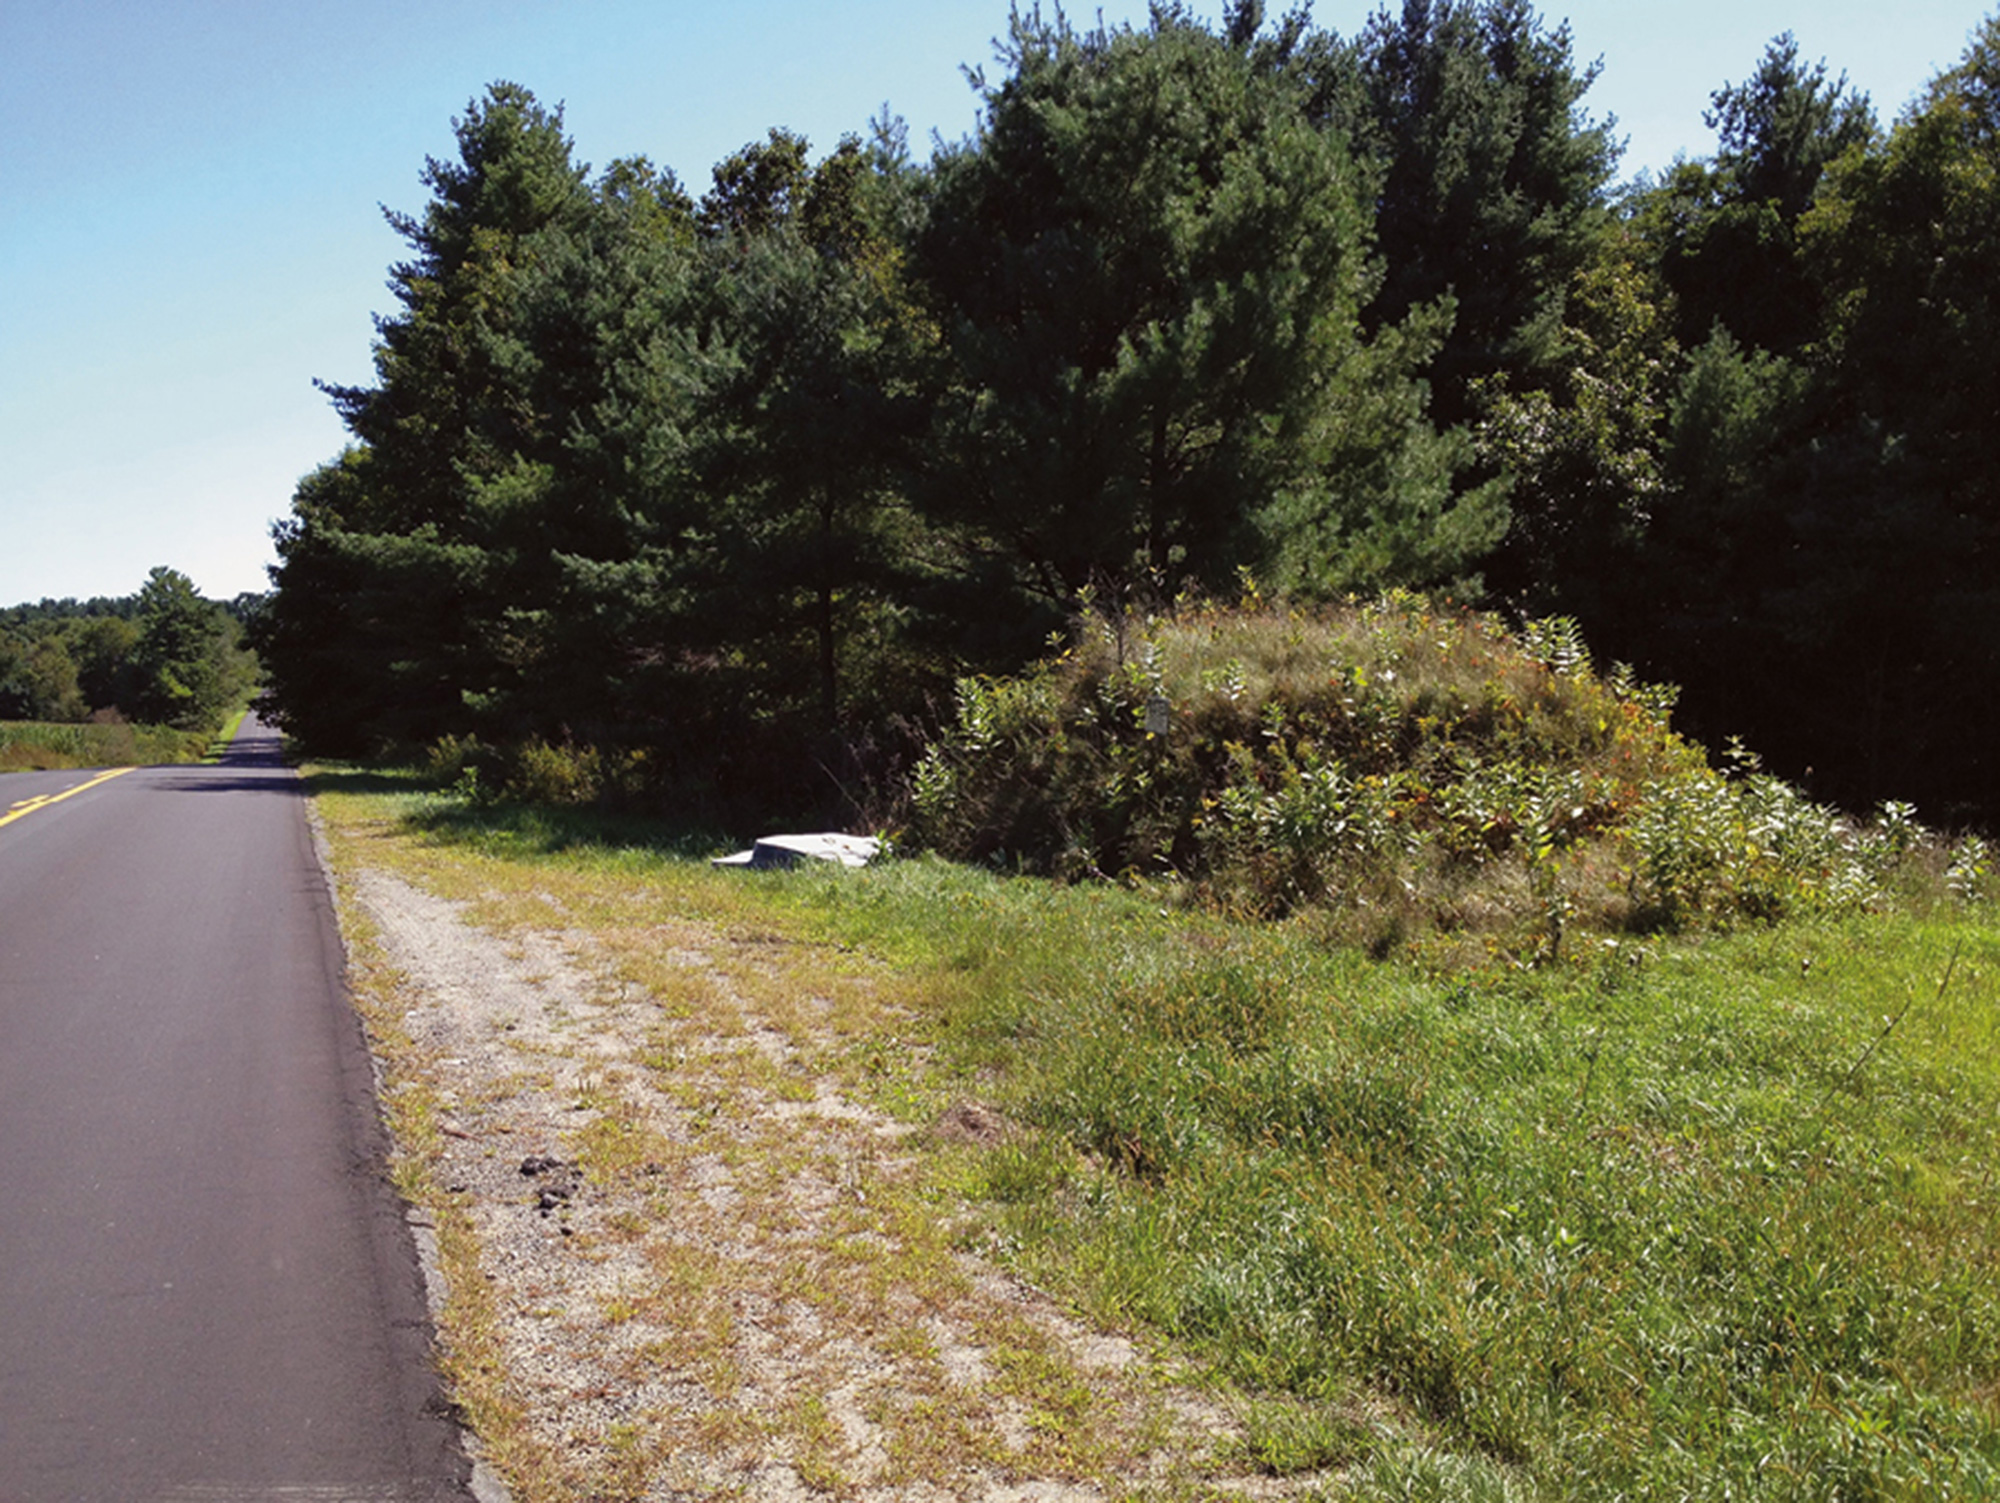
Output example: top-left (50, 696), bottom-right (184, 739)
top-left (502, 738), bottom-right (603, 806)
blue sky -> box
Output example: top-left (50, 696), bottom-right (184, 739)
top-left (0, 0), bottom-right (1987, 606)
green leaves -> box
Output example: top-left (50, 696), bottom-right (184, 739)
top-left (131, 566), bottom-right (250, 731)
top-left (1351, 0), bottom-right (1621, 427)
top-left (912, 8), bottom-right (1507, 634)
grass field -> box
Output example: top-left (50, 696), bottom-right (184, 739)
top-left (311, 770), bottom-right (2000, 1500)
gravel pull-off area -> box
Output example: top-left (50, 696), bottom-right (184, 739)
top-left (348, 865), bottom-right (1332, 1502)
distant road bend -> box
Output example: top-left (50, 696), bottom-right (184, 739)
top-left (0, 720), bottom-right (477, 1501)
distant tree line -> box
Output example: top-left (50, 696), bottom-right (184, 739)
top-left (0, 567), bottom-right (259, 732)
top-left (255, 0), bottom-right (2000, 826)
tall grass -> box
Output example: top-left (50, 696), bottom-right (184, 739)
top-left (0, 719), bottom-right (210, 771)
top-left (840, 862), bottom-right (2000, 1499)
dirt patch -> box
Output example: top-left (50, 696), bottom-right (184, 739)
top-left (345, 863), bottom-right (1331, 1501)
top-left (930, 1102), bottom-right (1017, 1149)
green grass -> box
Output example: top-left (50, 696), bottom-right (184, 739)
top-left (0, 718), bottom-right (211, 771)
top-left (201, 706), bottom-right (250, 761)
top-left (322, 770), bottom-right (2000, 1499)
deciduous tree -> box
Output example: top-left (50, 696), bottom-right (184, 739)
top-left (131, 566), bottom-right (242, 730)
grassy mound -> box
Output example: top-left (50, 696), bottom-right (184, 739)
top-left (911, 596), bottom-right (1989, 957)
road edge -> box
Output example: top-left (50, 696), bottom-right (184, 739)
top-left (303, 793), bottom-right (515, 1503)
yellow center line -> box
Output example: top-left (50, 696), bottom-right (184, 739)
top-left (0, 766), bottom-right (136, 832)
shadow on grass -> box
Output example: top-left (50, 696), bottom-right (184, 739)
top-left (414, 799), bottom-right (730, 862)
top-left (302, 761), bottom-right (732, 864)
top-left (297, 766), bottom-right (426, 800)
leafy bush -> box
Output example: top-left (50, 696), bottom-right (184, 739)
top-left (506, 738), bottom-right (607, 806)
top-left (426, 733), bottom-right (656, 809)
top-left (1947, 835), bottom-right (1993, 901)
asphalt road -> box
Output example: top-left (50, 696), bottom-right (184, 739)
top-left (0, 721), bottom-right (477, 1501)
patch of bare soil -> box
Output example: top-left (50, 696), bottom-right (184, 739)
top-left (349, 865), bottom-right (1329, 1501)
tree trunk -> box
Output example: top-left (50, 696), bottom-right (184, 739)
top-left (818, 488), bottom-right (838, 733)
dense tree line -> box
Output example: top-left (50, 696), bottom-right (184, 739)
top-left (1520, 17), bottom-right (2000, 824)
top-left (257, 1), bottom-right (2000, 826)
top-left (0, 569), bottom-right (259, 731)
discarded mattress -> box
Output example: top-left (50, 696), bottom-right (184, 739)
top-left (712, 833), bottom-right (882, 870)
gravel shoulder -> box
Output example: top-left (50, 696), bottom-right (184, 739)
top-left (321, 812), bottom-right (1338, 1501)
